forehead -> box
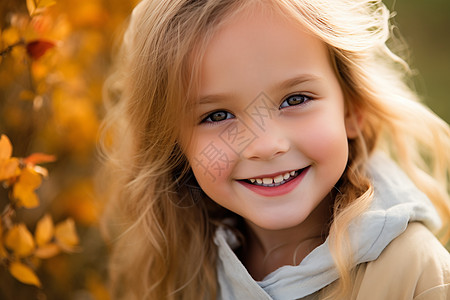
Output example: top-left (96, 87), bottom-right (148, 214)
top-left (197, 5), bottom-right (334, 101)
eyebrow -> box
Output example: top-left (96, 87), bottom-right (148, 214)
top-left (198, 93), bottom-right (234, 105)
top-left (271, 74), bottom-right (322, 94)
top-left (197, 74), bottom-right (322, 105)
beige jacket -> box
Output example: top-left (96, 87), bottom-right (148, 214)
top-left (216, 154), bottom-right (448, 299)
top-left (314, 222), bottom-right (450, 300)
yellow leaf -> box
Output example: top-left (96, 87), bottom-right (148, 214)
top-left (0, 135), bottom-right (12, 160)
top-left (13, 167), bottom-right (42, 208)
top-left (0, 135), bottom-right (20, 181)
top-left (0, 220), bottom-right (8, 258)
top-left (27, 0), bottom-right (57, 16)
top-left (0, 134), bottom-right (19, 181)
top-left (35, 214), bottom-right (54, 247)
top-left (9, 261), bottom-right (41, 287)
top-left (26, 0), bottom-right (37, 16)
top-left (5, 224), bottom-right (35, 257)
top-left (39, 0), bottom-right (57, 7)
top-left (1, 27), bottom-right (20, 46)
top-left (55, 219), bottom-right (79, 251)
top-left (35, 243), bottom-right (60, 259)
top-left (0, 157), bottom-right (19, 181)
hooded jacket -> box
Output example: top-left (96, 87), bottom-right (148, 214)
top-left (214, 152), bottom-right (450, 299)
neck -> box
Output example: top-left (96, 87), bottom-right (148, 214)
top-left (241, 195), bottom-right (333, 280)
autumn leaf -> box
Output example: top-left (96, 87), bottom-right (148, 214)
top-left (5, 224), bottom-right (35, 257)
top-left (35, 243), bottom-right (60, 259)
top-left (0, 135), bottom-right (20, 181)
top-left (9, 261), bottom-right (41, 287)
top-left (13, 167), bottom-right (42, 208)
top-left (0, 135), bottom-right (12, 159)
top-left (35, 214), bottom-right (54, 247)
top-left (26, 0), bottom-right (57, 17)
top-left (26, 40), bottom-right (56, 60)
top-left (0, 158), bottom-right (19, 181)
top-left (24, 153), bottom-right (56, 165)
top-left (0, 220), bottom-right (8, 258)
top-left (1, 27), bottom-right (21, 46)
top-left (0, 158), bottom-right (19, 182)
top-left (55, 218), bottom-right (79, 252)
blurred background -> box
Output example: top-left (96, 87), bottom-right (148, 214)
top-left (384, 0), bottom-right (450, 123)
top-left (0, 0), bottom-right (448, 299)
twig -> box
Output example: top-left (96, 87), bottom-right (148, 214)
top-left (0, 40), bottom-right (26, 57)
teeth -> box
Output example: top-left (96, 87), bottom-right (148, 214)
top-left (273, 174), bottom-right (283, 183)
top-left (262, 178), bottom-right (273, 184)
top-left (248, 170), bottom-right (299, 186)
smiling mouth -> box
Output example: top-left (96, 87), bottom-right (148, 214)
top-left (241, 167), bottom-right (308, 187)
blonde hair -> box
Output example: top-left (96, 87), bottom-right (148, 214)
top-left (100, 0), bottom-right (450, 299)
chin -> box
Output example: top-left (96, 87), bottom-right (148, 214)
top-left (249, 212), bottom-right (310, 231)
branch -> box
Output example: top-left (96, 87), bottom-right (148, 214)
top-left (0, 40), bottom-right (26, 57)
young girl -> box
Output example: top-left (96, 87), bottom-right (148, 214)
top-left (100, 0), bottom-right (450, 299)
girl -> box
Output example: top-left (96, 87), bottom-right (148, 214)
top-left (100, 0), bottom-right (450, 299)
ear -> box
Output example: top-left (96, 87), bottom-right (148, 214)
top-left (344, 105), bottom-right (363, 139)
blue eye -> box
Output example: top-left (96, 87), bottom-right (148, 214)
top-left (280, 94), bottom-right (311, 108)
top-left (202, 111), bottom-right (235, 123)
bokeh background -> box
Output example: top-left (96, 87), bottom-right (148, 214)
top-left (383, 0), bottom-right (450, 123)
top-left (0, 0), bottom-right (448, 299)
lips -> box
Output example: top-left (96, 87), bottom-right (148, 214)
top-left (238, 166), bottom-right (310, 197)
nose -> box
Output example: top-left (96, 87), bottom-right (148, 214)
top-left (241, 121), bottom-right (290, 161)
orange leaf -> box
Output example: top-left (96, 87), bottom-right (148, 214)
top-left (0, 221), bottom-right (8, 258)
top-left (13, 167), bottom-right (42, 208)
top-left (35, 243), bottom-right (60, 259)
top-left (26, 0), bottom-right (56, 16)
top-left (0, 157), bottom-right (19, 181)
top-left (0, 135), bottom-right (12, 160)
top-left (55, 219), bottom-right (79, 251)
top-left (0, 135), bottom-right (20, 181)
top-left (1, 28), bottom-right (21, 46)
top-left (24, 153), bottom-right (56, 165)
top-left (35, 214), bottom-right (54, 247)
top-left (5, 224), bottom-right (35, 257)
top-left (26, 0), bottom-right (37, 16)
top-left (9, 261), bottom-right (41, 287)
top-left (26, 40), bottom-right (56, 60)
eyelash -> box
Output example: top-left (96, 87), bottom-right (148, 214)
top-left (200, 93), bottom-right (313, 124)
top-left (201, 111), bottom-right (235, 124)
top-left (280, 94), bottom-right (312, 108)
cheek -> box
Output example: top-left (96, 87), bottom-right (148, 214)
top-left (291, 110), bottom-right (349, 162)
top-left (185, 129), bottom-right (238, 186)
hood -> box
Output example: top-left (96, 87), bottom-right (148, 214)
top-left (214, 152), bottom-right (441, 300)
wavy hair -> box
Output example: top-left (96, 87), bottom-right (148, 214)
top-left (100, 0), bottom-right (450, 299)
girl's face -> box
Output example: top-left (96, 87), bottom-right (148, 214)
top-left (183, 8), bottom-right (357, 231)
